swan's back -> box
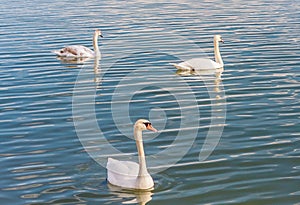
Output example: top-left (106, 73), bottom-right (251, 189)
top-left (52, 45), bottom-right (94, 58)
top-left (174, 58), bottom-right (222, 71)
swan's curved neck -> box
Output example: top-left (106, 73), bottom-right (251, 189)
top-left (93, 33), bottom-right (100, 57)
top-left (134, 129), bottom-right (149, 176)
top-left (214, 39), bottom-right (223, 66)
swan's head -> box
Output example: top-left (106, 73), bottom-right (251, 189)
top-left (214, 35), bottom-right (224, 43)
top-left (95, 29), bottom-right (103, 38)
top-left (135, 119), bottom-right (157, 132)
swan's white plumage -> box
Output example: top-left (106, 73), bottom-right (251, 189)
top-left (106, 119), bottom-right (156, 190)
top-left (107, 158), bottom-right (140, 189)
top-left (107, 158), bottom-right (139, 176)
top-left (52, 29), bottom-right (102, 58)
top-left (53, 45), bottom-right (94, 58)
top-left (171, 58), bottom-right (222, 71)
top-left (107, 158), bottom-right (154, 190)
top-left (171, 35), bottom-right (224, 71)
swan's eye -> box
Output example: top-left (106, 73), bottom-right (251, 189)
top-left (143, 122), bottom-right (151, 127)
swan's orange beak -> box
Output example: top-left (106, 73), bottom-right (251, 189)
top-left (146, 124), bottom-right (157, 132)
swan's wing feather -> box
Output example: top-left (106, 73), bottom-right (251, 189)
top-left (107, 158), bottom-right (139, 176)
top-left (170, 62), bottom-right (193, 70)
top-left (107, 158), bottom-right (140, 189)
top-left (63, 45), bottom-right (92, 57)
top-left (185, 58), bottom-right (221, 69)
top-left (53, 45), bottom-right (93, 57)
top-left (171, 58), bottom-right (222, 71)
top-left (81, 46), bottom-right (94, 56)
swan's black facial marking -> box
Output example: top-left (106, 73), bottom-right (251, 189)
top-left (143, 122), bottom-right (151, 127)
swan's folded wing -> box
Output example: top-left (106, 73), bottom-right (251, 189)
top-left (185, 58), bottom-right (222, 70)
top-left (53, 45), bottom-right (94, 58)
top-left (106, 158), bottom-right (139, 176)
top-left (106, 158), bottom-right (140, 189)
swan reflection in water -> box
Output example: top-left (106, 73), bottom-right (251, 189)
top-left (176, 67), bottom-right (224, 98)
top-left (108, 183), bottom-right (153, 205)
top-left (92, 56), bottom-right (101, 85)
top-left (55, 55), bottom-right (101, 86)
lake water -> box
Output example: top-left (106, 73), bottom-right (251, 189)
top-left (1, 0), bottom-right (300, 204)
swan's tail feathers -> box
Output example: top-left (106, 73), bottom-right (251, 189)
top-left (170, 62), bottom-right (193, 71)
top-left (169, 63), bottom-right (182, 70)
top-left (52, 50), bottom-right (61, 56)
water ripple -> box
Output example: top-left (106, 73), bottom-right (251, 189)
top-left (1, 0), bottom-right (300, 204)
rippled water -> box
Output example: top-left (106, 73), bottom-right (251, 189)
top-left (1, 0), bottom-right (300, 204)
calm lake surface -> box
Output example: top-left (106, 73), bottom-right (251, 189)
top-left (1, 0), bottom-right (300, 204)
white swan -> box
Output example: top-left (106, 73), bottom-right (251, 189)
top-left (106, 119), bottom-right (157, 190)
top-left (171, 35), bottom-right (224, 71)
top-left (52, 29), bottom-right (103, 58)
